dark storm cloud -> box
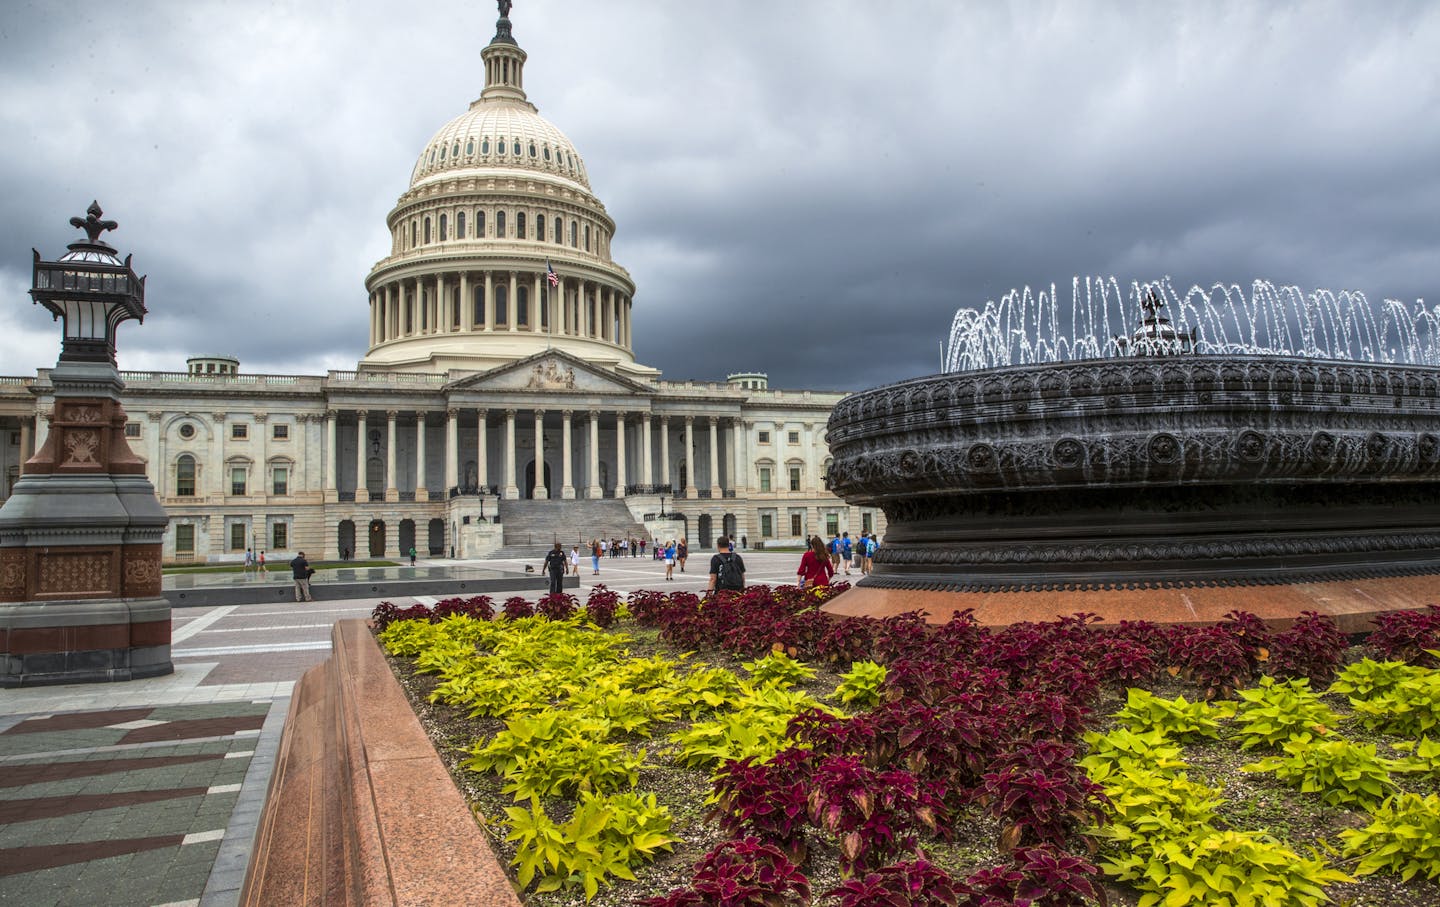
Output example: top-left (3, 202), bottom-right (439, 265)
top-left (1, 1), bottom-right (1436, 388)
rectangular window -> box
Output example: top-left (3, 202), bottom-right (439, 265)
top-left (272, 423), bottom-right (289, 440)
top-left (273, 467), bottom-right (288, 496)
top-left (788, 431), bottom-right (800, 445)
top-left (760, 514), bottom-right (774, 538)
top-left (759, 467), bottom-right (771, 492)
top-left (789, 467), bottom-right (801, 491)
top-left (863, 512), bottom-right (874, 534)
top-left (231, 423), bottom-right (248, 440)
top-left (231, 467), bottom-right (246, 496)
top-left (124, 422), bottom-right (141, 438)
top-left (826, 513), bottom-right (839, 537)
top-left (272, 522), bottom-right (288, 551)
top-left (230, 522), bottom-right (247, 551)
top-left (757, 431), bottom-right (770, 444)
top-left (175, 524), bottom-right (195, 554)
top-left (790, 513), bottom-right (803, 537)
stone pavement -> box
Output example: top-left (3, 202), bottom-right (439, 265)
top-left (0, 551), bottom-right (812, 906)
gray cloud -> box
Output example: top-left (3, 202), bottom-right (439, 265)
top-left (1, 0), bottom-right (1436, 388)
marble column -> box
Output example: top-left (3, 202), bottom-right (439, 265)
top-left (415, 414), bottom-right (428, 501)
top-left (484, 271), bottom-right (494, 331)
top-left (445, 408), bottom-right (459, 494)
top-left (533, 273), bottom-right (543, 332)
top-left (503, 409), bottom-right (518, 498)
top-left (660, 415), bottom-right (671, 488)
top-left (615, 412), bottom-right (627, 498)
top-left (709, 416), bottom-right (721, 496)
top-left (561, 409), bottom-right (575, 499)
top-left (355, 411), bottom-right (369, 502)
top-left (533, 409), bottom-right (547, 498)
top-left (682, 416), bottom-right (694, 495)
top-left (18, 419), bottom-right (31, 472)
top-left (437, 274), bottom-right (448, 333)
top-left (729, 418), bottom-right (744, 492)
top-left (508, 272), bottom-right (518, 333)
top-left (641, 414), bottom-right (653, 486)
top-left (476, 409), bottom-right (489, 492)
top-left (211, 413), bottom-right (225, 498)
top-left (460, 272), bottom-right (472, 331)
top-left (803, 422), bottom-right (816, 492)
top-left (587, 411), bottom-right (601, 498)
top-left (385, 410), bottom-right (399, 501)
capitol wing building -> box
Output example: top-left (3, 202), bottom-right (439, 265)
top-left (0, 10), bottom-right (883, 563)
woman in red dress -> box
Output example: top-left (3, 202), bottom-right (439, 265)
top-left (797, 535), bottom-right (835, 589)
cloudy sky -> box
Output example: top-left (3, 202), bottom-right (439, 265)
top-left (1, 0), bottom-right (1437, 391)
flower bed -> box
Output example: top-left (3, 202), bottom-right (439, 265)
top-left (375, 592), bottom-right (1440, 906)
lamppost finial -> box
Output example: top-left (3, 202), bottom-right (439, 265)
top-left (69, 200), bottom-right (118, 246)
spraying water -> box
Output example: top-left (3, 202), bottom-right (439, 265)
top-left (944, 277), bottom-right (1440, 373)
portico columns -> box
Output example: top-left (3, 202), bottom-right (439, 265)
top-left (476, 409), bottom-right (489, 492)
top-left (709, 416), bottom-right (721, 496)
top-left (415, 414), bottom-right (428, 501)
top-left (385, 410), bottom-right (399, 501)
top-left (587, 411), bottom-right (601, 498)
top-left (561, 410), bottom-right (575, 499)
top-left (682, 416), bottom-right (694, 495)
top-left (19, 419), bottom-right (32, 474)
top-left (460, 272), bottom-right (472, 331)
top-left (730, 419), bottom-right (745, 493)
top-left (615, 413), bottom-right (627, 498)
top-left (355, 411), bottom-right (369, 502)
top-left (533, 409), bottom-right (547, 499)
top-left (445, 408), bottom-right (459, 494)
top-left (508, 272), bottom-right (518, 333)
top-left (324, 411), bottom-right (336, 498)
top-left (503, 409), bottom-right (518, 499)
top-left (660, 416), bottom-right (670, 488)
top-left (641, 415), bottom-right (653, 486)
top-left (484, 272), bottom-right (494, 332)
top-left (436, 274), bottom-right (448, 333)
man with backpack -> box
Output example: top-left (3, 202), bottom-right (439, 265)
top-left (840, 531), bottom-right (853, 575)
top-left (707, 535), bottom-right (746, 595)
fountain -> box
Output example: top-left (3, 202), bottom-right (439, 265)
top-left (823, 278), bottom-right (1440, 631)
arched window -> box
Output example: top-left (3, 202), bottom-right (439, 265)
top-left (497, 136), bottom-right (506, 155)
top-left (570, 221), bottom-right (578, 247)
top-left (177, 455), bottom-right (196, 497)
top-left (554, 217), bottom-right (563, 243)
top-left (584, 224), bottom-right (590, 251)
top-left (477, 209), bottom-right (486, 237)
top-left (439, 213), bottom-right (448, 241)
top-left (516, 211), bottom-right (527, 240)
top-left (497, 210), bottom-right (507, 239)
top-left (411, 222), bottom-right (417, 246)
top-left (452, 286), bottom-right (462, 329)
top-left (473, 285), bottom-right (485, 327)
top-left (456, 210), bottom-right (466, 239)
top-left (423, 217), bottom-right (431, 244)
top-left (536, 214), bottom-right (545, 241)
top-left (517, 285), bottom-right (529, 327)
top-left (495, 284), bottom-right (508, 325)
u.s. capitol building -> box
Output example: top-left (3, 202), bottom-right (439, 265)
top-left (0, 8), bottom-right (882, 563)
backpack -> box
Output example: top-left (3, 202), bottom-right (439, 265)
top-left (716, 554), bottom-right (743, 591)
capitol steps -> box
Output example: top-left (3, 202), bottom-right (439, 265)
top-left (488, 499), bottom-right (649, 558)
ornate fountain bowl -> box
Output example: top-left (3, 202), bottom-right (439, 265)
top-left (825, 355), bottom-right (1440, 607)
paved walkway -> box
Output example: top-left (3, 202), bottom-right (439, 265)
top-left (0, 551), bottom-right (823, 906)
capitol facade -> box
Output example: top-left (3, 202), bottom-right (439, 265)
top-left (0, 8), bottom-right (882, 563)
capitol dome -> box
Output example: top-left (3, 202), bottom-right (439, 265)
top-left (359, 5), bottom-right (652, 380)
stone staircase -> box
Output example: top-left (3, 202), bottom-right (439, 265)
top-left (489, 499), bottom-right (649, 558)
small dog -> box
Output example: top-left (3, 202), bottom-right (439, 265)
top-left (524, 565), bottom-right (535, 573)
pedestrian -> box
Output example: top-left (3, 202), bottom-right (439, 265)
top-left (862, 533), bottom-right (877, 575)
top-left (840, 532), bottom-right (853, 575)
top-left (542, 542), bottom-right (567, 595)
top-left (639, 538), bottom-right (646, 557)
top-left (243, 547), bottom-right (254, 575)
top-left (677, 538), bottom-right (688, 572)
top-left (409, 545), bottom-right (417, 566)
top-left (741, 535), bottom-right (747, 550)
top-left (290, 550), bottom-right (314, 602)
top-left (829, 533), bottom-right (842, 573)
top-left (258, 551), bottom-right (267, 574)
top-left (591, 538), bottom-right (602, 575)
top-left (569, 545), bottom-right (580, 576)
top-left (798, 535), bottom-right (835, 589)
top-left (706, 535), bottom-right (746, 595)
top-left (664, 539), bottom-right (676, 580)
top-left (853, 533), bottom-right (864, 572)
top-left (599, 538), bottom-right (608, 560)
top-left (620, 537), bottom-right (629, 558)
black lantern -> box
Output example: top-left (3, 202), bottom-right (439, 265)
top-left (29, 201), bottom-right (146, 365)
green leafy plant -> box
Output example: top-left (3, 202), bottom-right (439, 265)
top-left (1348, 668), bottom-right (1440, 737)
top-left (1391, 736), bottom-right (1440, 779)
top-left (834, 660), bottom-right (888, 710)
top-left (1328, 658), bottom-right (1421, 700)
top-left (1244, 735), bottom-right (1399, 809)
top-left (740, 651), bottom-right (817, 688)
top-left (1079, 727), bottom-right (1189, 780)
top-left (504, 790), bottom-right (676, 900)
top-left (1230, 677), bottom-right (1341, 750)
top-left (1112, 688), bottom-right (1224, 742)
top-left (1340, 792), bottom-right (1440, 882)
top-left (1100, 828), bottom-right (1350, 907)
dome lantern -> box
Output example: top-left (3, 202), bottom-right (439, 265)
top-left (481, 0), bottom-right (527, 104)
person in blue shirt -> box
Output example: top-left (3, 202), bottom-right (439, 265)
top-left (664, 540), bottom-right (677, 581)
top-left (840, 532), bottom-right (853, 576)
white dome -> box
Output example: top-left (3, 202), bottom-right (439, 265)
top-left (409, 99), bottom-right (590, 191)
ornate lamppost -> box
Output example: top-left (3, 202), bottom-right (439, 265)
top-left (0, 202), bottom-right (172, 686)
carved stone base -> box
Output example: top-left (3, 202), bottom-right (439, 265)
top-left (0, 596), bottom-right (172, 687)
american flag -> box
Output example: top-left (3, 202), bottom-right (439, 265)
top-left (546, 261), bottom-right (559, 287)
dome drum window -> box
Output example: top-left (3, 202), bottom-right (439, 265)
top-left (439, 214), bottom-right (448, 242)
top-left (497, 210), bottom-right (507, 238)
top-left (457, 210), bottom-right (466, 239)
top-left (543, 146), bottom-right (551, 161)
top-left (497, 137), bottom-right (506, 155)
top-left (517, 212), bottom-right (526, 239)
top-left (452, 142), bottom-right (461, 157)
top-left (528, 142), bottom-right (537, 158)
top-left (513, 140), bottom-right (521, 156)
top-left (481, 138), bottom-right (490, 154)
top-left (466, 139), bottom-right (474, 155)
